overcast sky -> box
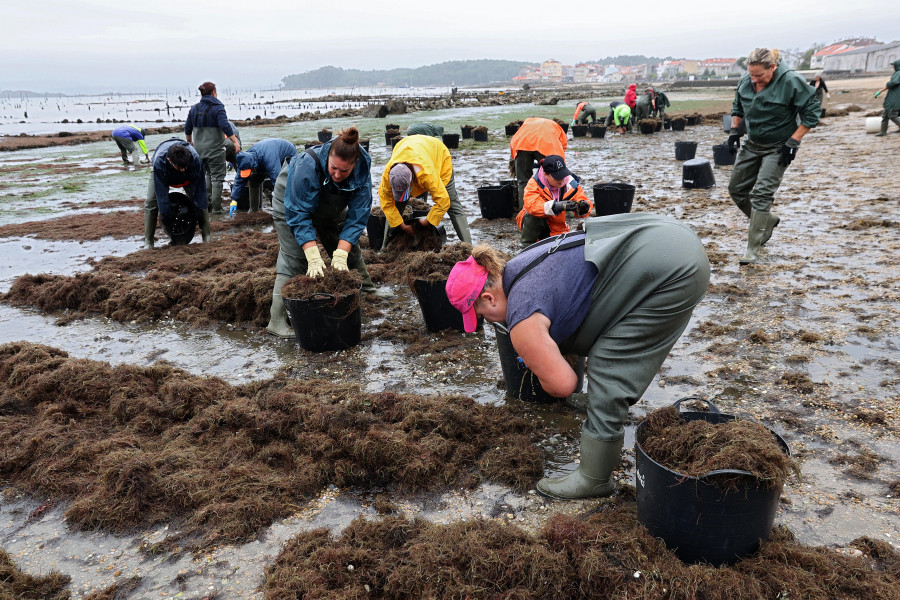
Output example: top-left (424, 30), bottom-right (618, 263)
top-left (1, 0), bottom-right (895, 93)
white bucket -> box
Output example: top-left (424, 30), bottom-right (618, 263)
top-left (865, 117), bottom-right (882, 134)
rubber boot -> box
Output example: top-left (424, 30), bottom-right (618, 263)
top-left (143, 209), bottom-right (157, 249)
top-left (739, 209), bottom-right (776, 265)
top-left (536, 434), bottom-right (622, 500)
top-left (249, 186), bottom-right (261, 212)
top-left (209, 183), bottom-right (224, 213)
top-left (199, 210), bottom-right (211, 243)
top-left (449, 212), bottom-right (472, 245)
top-left (266, 274), bottom-right (295, 338)
top-left (761, 211), bottom-right (779, 246)
top-left (131, 149), bottom-right (143, 167)
top-left (876, 119), bottom-right (888, 137)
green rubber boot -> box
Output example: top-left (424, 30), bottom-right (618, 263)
top-left (249, 186), bottom-right (261, 212)
top-left (536, 434), bottom-right (623, 500)
top-left (266, 274), bottom-right (296, 338)
top-left (143, 209), bottom-right (157, 249)
top-left (199, 209), bottom-right (211, 243)
top-left (761, 211), bottom-right (779, 246)
top-left (740, 209), bottom-right (777, 265)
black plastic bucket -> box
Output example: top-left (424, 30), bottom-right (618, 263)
top-left (664, 118), bottom-right (671, 130)
top-left (505, 123), bottom-right (521, 136)
top-left (635, 398), bottom-right (790, 565)
top-left (461, 125), bottom-right (474, 139)
top-left (592, 181), bottom-right (635, 216)
top-left (412, 279), bottom-right (475, 332)
top-left (385, 130), bottom-right (400, 145)
top-left (283, 291), bottom-right (361, 352)
top-left (385, 123), bottom-right (399, 131)
top-left (477, 185), bottom-right (516, 219)
top-left (712, 143), bottom-right (736, 166)
top-left (390, 135), bottom-right (403, 148)
top-left (442, 133), bottom-right (460, 149)
top-left (367, 213), bottom-right (386, 250)
top-left (572, 124), bottom-right (588, 137)
top-left (317, 130), bottom-right (332, 143)
top-left (498, 178), bottom-right (517, 187)
top-left (674, 141), bottom-right (697, 160)
top-left (682, 158), bottom-right (716, 189)
top-left (671, 119), bottom-right (686, 131)
top-left (686, 116), bottom-right (697, 126)
top-left (161, 192), bottom-right (197, 245)
top-left (473, 128), bottom-right (488, 142)
top-left (639, 122), bottom-right (655, 134)
top-left (494, 323), bottom-right (584, 402)
top-left (359, 139), bottom-right (370, 151)
top-left (589, 124), bottom-right (607, 138)
top-left (556, 121), bottom-right (569, 133)
top-left (655, 120), bottom-right (663, 132)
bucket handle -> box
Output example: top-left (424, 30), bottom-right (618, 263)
top-left (308, 292), bottom-right (336, 302)
top-left (673, 396), bottom-right (720, 414)
top-left (697, 467), bottom-right (756, 480)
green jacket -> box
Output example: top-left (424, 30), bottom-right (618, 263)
top-left (613, 104), bottom-right (631, 126)
top-left (883, 59), bottom-right (900, 112)
top-left (406, 123), bottom-right (444, 137)
top-left (732, 62), bottom-right (820, 144)
top-left (654, 91), bottom-right (670, 109)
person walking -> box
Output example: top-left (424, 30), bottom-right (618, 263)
top-left (445, 213), bottom-right (710, 500)
top-left (604, 100), bottom-right (632, 134)
top-left (874, 59), bottom-right (900, 136)
top-left (515, 154), bottom-right (592, 245)
top-left (810, 74), bottom-right (830, 111)
top-left (111, 124), bottom-right (149, 167)
top-left (379, 134), bottom-right (472, 245)
top-left (508, 117), bottom-right (568, 210)
top-left (144, 138), bottom-right (209, 249)
top-left (650, 89), bottom-right (670, 120)
top-left (572, 102), bottom-right (598, 125)
top-left (232, 138), bottom-right (297, 212)
top-left (185, 82), bottom-right (241, 214)
top-left (266, 127), bottom-right (380, 338)
top-left (727, 47), bottom-right (820, 265)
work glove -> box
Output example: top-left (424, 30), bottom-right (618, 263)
top-left (331, 248), bottom-right (349, 271)
top-left (304, 245), bottom-right (325, 278)
top-left (874, 91), bottom-right (881, 98)
top-left (576, 200), bottom-right (591, 215)
top-left (727, 129), bottom-right (742, 154)
top-left (570, 119), bottom-right (577, 126)
top-left (544, 200), bottom-right (573, 215)
top-left (778, 138), bottom-right (800, 167)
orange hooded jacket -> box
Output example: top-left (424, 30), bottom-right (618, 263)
top-left (516, 171), bottom-right (592, 238)
top-left (509, 117), bottom-right (567, 160)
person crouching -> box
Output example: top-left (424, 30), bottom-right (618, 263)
top-left (516, 154), bottom-right (592, 246)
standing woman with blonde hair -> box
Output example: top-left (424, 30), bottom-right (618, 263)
top-left (726, 47), bottom-right (820, 265)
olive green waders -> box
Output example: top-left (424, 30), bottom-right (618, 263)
top-left (519, 213), bottom-right (551, 246)
top-left (268, 168), bottom-right (377, 337)
top-left (876, 109), bottom-right (900, 135)
top-left (727, 138), bottom-right (786, 263)
top-left (514, 150), bottom-right (543, 212)
top-left (538, 214), bottom-right (710, 499)
top-left (192, 127), bottom-right (227, 213)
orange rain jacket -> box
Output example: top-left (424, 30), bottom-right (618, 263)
top-left (509, 117), bottom-right (568, 160)
top-left (516, 172), bottom-right (592, 237)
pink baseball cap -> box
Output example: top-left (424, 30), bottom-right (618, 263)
top-left (445, 256), bottom-right (489, 333)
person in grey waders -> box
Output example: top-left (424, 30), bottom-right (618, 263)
top-left (266, 127), bottom-right (381, 338)
top-left (445, 214), bottom-right (710, 500)
top-left (727, 47), bottom-right (820, 265)
top-left (144, 139), bottom-right (208, 249)
top-left (874, 59), bottom-right (900, 136)
top-left (185, 82), bottom-right (241, 213)
top-left (111, 124), bottom-right (149, 166)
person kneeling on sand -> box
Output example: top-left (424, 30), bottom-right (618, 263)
top-left (446, 214), bottom-right (710, 500)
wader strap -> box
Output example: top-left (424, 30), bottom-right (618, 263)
top-left (507, 232), bottom-right (585, 291)
top-left (304, 149), bottom-right (324, 176)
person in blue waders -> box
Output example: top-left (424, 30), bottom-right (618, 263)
top-left (445, 214), bottom-right (710, 500)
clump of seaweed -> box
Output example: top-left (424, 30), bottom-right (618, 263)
top-left (403, 242), bottom-right (472, 286)
top-left (0, 548), bottom-right (70, 599)
top-left (281, 269), bottom-right (363, 305)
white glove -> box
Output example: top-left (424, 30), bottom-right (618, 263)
top-left (304, 246), bottom-right (325, 278)
top-left (331, 248), bottom-right (349, 271)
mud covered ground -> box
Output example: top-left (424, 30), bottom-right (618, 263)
top-left (0, 82), bottom-right (898, 599)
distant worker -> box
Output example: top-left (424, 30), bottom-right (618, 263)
top-left (727, 48), bottom-right (820, 265)
top-left (605, 101), bottom-right (632, 134)
top-left (508, 117), bottom-right (568, 210)
top-left (379, 134), bottom-right (472, 245)
top-left (144, 138), bottom-right (209, 249)
top-left (651, 89), bottom-right (670, 120)
top-left (624, 83), bottom-right (637, 111)
top-left (266, 127), bottom-right (380, 338)
top-left (516, 154), bottom-right (592, 245)
top-left (233, 139), bottom-right (297, 212)
top-left (185, 81), bottom-right (241, 214)
top-left (810, 74), bottom-right (830, 111)
top-left (572, 102), bottom-right (598, 125)
top-left (406, 123), bottom-right (444, 137)
top-left (111, 124), bottom-right (149, 167)
top-left (634, 89), bottom-right (653, 122)
top-left (874, 59), bottom-right (900, 136)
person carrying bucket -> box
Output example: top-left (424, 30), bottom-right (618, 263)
top-left (111, 124), bottom-right (149, 167)
top-left (232, 138), bottom-right (297, 212)
top-left (508, 117), bottom-right (568, 211)
top-left (572, 102), bottom-right (598, 125)
top-left (874, 59), bottom-right (900, 136)
top-left (516, 154), bottom-right (592, 245)
top-left (727, 47), bottom-right (820, 265)
top-left (185, 82), bottom-right (241, 214)
top-left (445, 214), bottom-right (710, 500)
top-left (604, 101), bottom-right (632, 134)
top-left (379, 134), bottom-right (472, 246)
top-left (144, 138), bottom-right (209, 249)
top-left (266, 127), bottom-right (382, 338)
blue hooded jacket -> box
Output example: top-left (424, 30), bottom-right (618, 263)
top-left (184, 95), bottom-right (234, 137)
top-left (284, 141), bottom-right (372, 247)
top-left (151, 138), bottom-right (207, 214)
top-left (232, 138), bottom-right (298, 201)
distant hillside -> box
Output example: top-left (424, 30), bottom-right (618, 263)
top-left (281, 60), bottom-right (531, 89)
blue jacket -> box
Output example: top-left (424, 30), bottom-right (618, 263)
top-left (284, 141), bottom-right (372, 247)
top-left (184, 95), bottom-right (234, 137)
top-left (151, 138), bottom-right (207, 214)
top-left (232, 138), bottom-right (297, 200)
top-left (112, 124), bottom-right (148, 154)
